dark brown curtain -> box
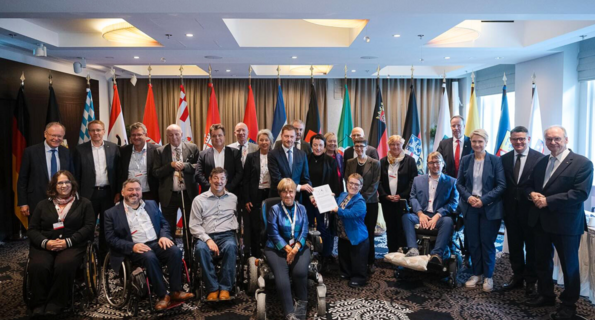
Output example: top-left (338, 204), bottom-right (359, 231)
top-left (116, 78), bottom-right (327, 148)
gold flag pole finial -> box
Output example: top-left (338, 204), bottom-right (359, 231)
top-left (503, 72), bottom-right (507, 86)
top-left (49, 71), bottom-right (53, 86)
top-left (20, 71), bottom-right (25, 86)
top-left (411, 65), bottom-right (414, 80)
top-left (310, 65), bottom-right (314, 84)
top-left (208, 64), bottom-right (212, 84)
top-left (111, 67), bottom-right (116, 84)
top-left (532, 72), bottom-right (536, 85)
top-left (344, 65), bottom-right (347, 81)
top-left (179, 65), bottom-right (184, 85)
top-left (443, 70), bottom-right (446, 83)
top-left (86, 74), bottom-right (91, 87)
top-left (277, 65), bottom-right (280, 86)
top-left (148, 65), bottom-right (152, 84)
top-left (471, 71), bottom-right (475, 83)
top-left (249, 66), bottom-right (252, 86)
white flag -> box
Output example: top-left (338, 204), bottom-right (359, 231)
top-left (433, 82), bottom-right (451, 151)
top-left (528, 84), bottom-right (545, 153)
top-left (176, 84), bottom-right (194, 143)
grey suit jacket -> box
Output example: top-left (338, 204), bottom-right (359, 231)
top-left (74, 140), bottom-right (120, 199)
top-left (152, 142), bottom-right (199, 207)
top-left (345, 157), bottom-right (381, 203)
top-left (228, 141), bottom-right (258, 167)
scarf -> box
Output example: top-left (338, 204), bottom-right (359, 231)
top-left (388, 151), bottom-right (405, 165)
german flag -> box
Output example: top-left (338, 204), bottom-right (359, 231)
top-left (12, 84), bottom-right (29, 229)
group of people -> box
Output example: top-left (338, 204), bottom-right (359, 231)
top-left (17, 114), bottom-right (593, 320)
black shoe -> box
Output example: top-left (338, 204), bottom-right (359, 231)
top-left (368, 264), bottom-right (376, 274)
top-left (550, 306), bottom-right (576, 320)
top-left (429, 255), bottom-right (443, 266)
top-left (501, 277), bottom-right (524, 291)
top-left (525, 295), bottom-right (556, 307)
top-left (31, 306), bottom-right (45, 317)
top-left (525, 283), bottom-right (537, 297)
top-left (44, 303), bottom-right (61, 316)
top-left (348, 281), bottom-right (366, 288)
top-left (340, 274), bottom-right (349, 280)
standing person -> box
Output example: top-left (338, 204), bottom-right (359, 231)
top-left (73, 120), bottom-right (120, 263)
top-left (378, 135), bottom-right (418, 253)
top-left (18, 122), bottom-right (74, 218)
top-left (344, 138), bottom-right (380, 273)
top-left (243, 129), bottom-right (274, 258)
top-left (436, 115), bottom-right (472, 178)
top-left (195, 124), bottom-right (243, 195)
top-left (274, 120), bottom-right (312, 155)
top-left (457, 129), bottom-right (506, 292)
top-left (499, 126), bottom-right (544, 296)
top-left (228, 122), bottom-right (258, 167)
top-left (119, 122), bottom-right (159, 202)
top-left (525, 126), bottom-right (593, 320)
top-left (342, 127), bottom-right (379, 169)
top-left (324, 132), bottom-right (345, 183)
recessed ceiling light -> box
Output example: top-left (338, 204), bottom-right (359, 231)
top-left (364, 36), bottom-right (370, 42)
top-left (205, 55), bottom-right (223, 59)
top-left (133, 56), bottom-right (139, 59)
top-left (496, 57), bottom-right (503, 60)
top-left (186, 33), bottom-right (193, 37)
top-left (360, 56), bottom-right (378, 59)
top-left (351, 70), bottom-right (356, 72)
top-left (393, 34), bottom-right (401, 38)
top-left (291, 56), bottom-right (298, 59)
top-left (444, 56), bottom-right (450, 60)
top-left (226, 69), bottom-right (231, 72)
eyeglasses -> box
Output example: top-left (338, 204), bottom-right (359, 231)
top-left (510, 137), bottom-right (527, 142)
top-left (353, 145), bottom-right (366, 149)
top-left (348, 182), bottom-right (361, 187)
top-left (545, 137), bottom-right (563, 143)
top-left (57, 180), bottom-right (72, 186)
top-left (427, 161), bottom-right (442, 166)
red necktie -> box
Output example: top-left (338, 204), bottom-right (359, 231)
top-left (454, 140), bottom-right (461, 177)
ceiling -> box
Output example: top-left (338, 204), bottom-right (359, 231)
top-left (1, 0), bottom-right (595, 78)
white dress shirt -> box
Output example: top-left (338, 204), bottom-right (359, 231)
top-left (125, 201), bottom-right (157, 244)
top-left (513, 147), bottom-right (530, 184)
top-left (44, 141), bottom-right (60, 179)
top-left (426, 175), bottom-right (439, 213)
top-left (189, 190), bottom-right (238, 243)
top-left (171, 144), bottom-right (186, 191)
top-left (213, 147), bottom-right (226, 169)
top-left (129, 143), bottom-right (149, 192)
top-left (259, 153), bottom-right (270, 189)
top-left (388, 162), bottom-right (399, 195)
top-left (92, 141), bottom-right (109, 187)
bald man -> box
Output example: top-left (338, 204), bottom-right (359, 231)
top-left (342, 127), bottom-right (379, 169)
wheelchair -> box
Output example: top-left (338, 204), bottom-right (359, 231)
top-left (101, 249), bottom-right (192, 316)
top-left (23, 241), bottom-right (100, 314)
top-left (246, 197), bottom-right (327, 320)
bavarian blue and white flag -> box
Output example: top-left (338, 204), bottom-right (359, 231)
top-left (78, 88), bottom-right (95, 144)
top-left (405, 134), bottom-right (423, 163)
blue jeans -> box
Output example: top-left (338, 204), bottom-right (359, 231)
top-left (464, 208), bottom-right (501, 278)
top-left (402, 212), bottom-right (453, 258)
top-left (130, 241), bottom-right (183, 298)
top-left (194, 231), bottom-right (237, 293)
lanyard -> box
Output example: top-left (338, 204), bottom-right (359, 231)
top-left (281, 204), bottom-right (297, 240)
top-left (55, 204), bottom-right (69, 222)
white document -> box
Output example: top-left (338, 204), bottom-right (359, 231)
top-left (312, 184), bottom-right (338, 213)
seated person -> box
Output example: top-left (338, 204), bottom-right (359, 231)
top-left (189, 167), bottom-right (238, 302)
top-left (264, 178), bottom-right (310, 320)
top-left (402, 152), bottom-right (459, 265)
top-left (104, 178), bottom-right (194, 311)
top-left (27, 170), bottom-right (95, 317)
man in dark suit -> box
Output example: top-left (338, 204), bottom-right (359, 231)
top-left (195, 124), bottom-right (243, 195)
top-left (18, 122), bottom-right (73, 217)
top-left (268, 124), bottom-right (312, 199)
top-left (525, 125), bottom-right (593, 320)
top-left (500, 126), bottom-right (545, 296)
top-left (119, 122), bottom-right (159, 202)
top-left (436, 115), bottom-right (472, 179)
top-left (104, 178), bottom-right (194, 311)
top-left (274, 120), bottom-right (312, 155)
top-left (73, 120), bottom-right (120, 262)
top-left (342, 127), bottom-right (379, 169)
top-left (153, 124), bottom-right (199, 249)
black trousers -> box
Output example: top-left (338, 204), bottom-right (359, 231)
top-left (264, 247), bottom-right (310, 317)
top-left (28, 245), bottom-right (86, 309)
top-left (364, 202), bottom-right (378, 264)
top-left (244, 189), bottom-right (269, 258)
top-left (533, 222), bottom-right (582, 309)
top-left (130, 240), bottom-right (183, 298)
top-left (338, 238), bottom-right (369, 285)
top-left (504, 209), bottom-right (537, 284)
top-left (91, 187), bottom-right (115, 263)
top-left (161, 191), bottom-right (192, 261)
top-left (380, 200), bottom-right (406, 252)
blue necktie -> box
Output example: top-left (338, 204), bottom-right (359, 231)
top-left (50, 149), bottom-right (58, 178)
top-left (287, 149), bottom-right (293, 173)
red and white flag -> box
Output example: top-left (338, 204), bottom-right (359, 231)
top-left (243, 85), bottom-right (259, 143)
top-left (176, 84), bottom-right (194, 143)
top-left (142, 83), bottom-right (161, 145)
top-left (203, 82), bottom-right (221, 149)
top-left (108, 83), bottom-right (128, 146)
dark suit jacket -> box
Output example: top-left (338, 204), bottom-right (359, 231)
top-left (104, 200), bottom-right (171, 272)
top-left (243, 150), bottom-right (269, 208)
top-left (195, 146), bottom-right (243, 195)
top-left (268, 146), bottom-right (311, 198)
top-left (119, 143), bottom-right (159, 201)
top-left (307, 153), bottom-right (344, 195)
top-left (501, 148), bottom-right (545, 219)
top-left (345, 157), bottom-right (381, 203)
top-left (410, 174), bottom-right (459, 216)
top-left (152, 142), bottom-right (199, 207)
top-left (378, 154), bottom-right (418, 201)
top-left (74, 140), bottom-right (120, 200)
top-left (525, 150), bottom-right (594, 235)
top-left (456, 152), bottom-right (506, 220)
top-left (436, 136), bottom-right (472, 178)
top-left (17, 143), bottom-right (73, 211)
top-left (342, 145), bottom-right (379, 169)
top-left (274, 140), bottom-right (312, 156)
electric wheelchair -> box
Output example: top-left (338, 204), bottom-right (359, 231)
top-left (23, 241), bottom-right (100, 314)
top-left (246, 197), bottom-right (327, 320)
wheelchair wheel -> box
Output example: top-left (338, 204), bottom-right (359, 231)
top-left (316, 284), bottom-right (326, 317)
top-left (84, 243), bottom-right (100, 301)
top-left (256, 291), bottom-right (266, 320)
top-left (22, 258), bottom-right (32, 310)
top-left (102, 252), bottom-right (132, 309)
top-left (247, 257), bottom-right (258, 295)
top-left (447, 257), bottom-right (458, 289)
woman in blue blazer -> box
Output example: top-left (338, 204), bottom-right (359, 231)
top-left (456, 129), bottom-right (506, 292)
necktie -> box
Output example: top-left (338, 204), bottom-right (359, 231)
top-left (287, 149), bottom-right (293, 173)
top-left (239, 144), bottom-right (246, 165)
top-left (513, 154), bottom-right (523, 183)
top-left (543, 156), bottom-right (557, 187)
top-left (50, 149), bottom-right (58, 178)
top-left (175, 147), bottom-right (182, 161)
top-left (454, 140), bottom-right (461, 177)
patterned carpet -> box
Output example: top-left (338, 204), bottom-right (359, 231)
top-left (1, 236), bottom-right (594, 320)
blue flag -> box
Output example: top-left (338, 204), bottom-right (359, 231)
top-left (78, 88), bottom-right (95, 144)
top-left (271, 84), bottom-right (287, 142)
top-left (494, 85), bottom-right (512, 156)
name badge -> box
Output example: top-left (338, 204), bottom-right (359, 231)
top-left (135, 172), bottom-right (145, 177)
top-left (288, 238), bottom-right (295, 246)
top-left (131, 230), bottom-right (138, 235)
top-left (53, 222), bottom-right (64, 230)
top-left (389, 174), bottom-right (397, 179)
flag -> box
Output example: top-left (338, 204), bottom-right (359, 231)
top-left (368, 83), bottom-right (388, 158)
top-left (464, 81), bottom-right (480, 136)
top-left (304, 83), bottom-right (321, 143)
top-left (433, 81), bottom-right (451, 151)
top-left (403, 84), bottom-right (424, 174)
top-left (494, 84), bottom-right (512, 156)
top-left (108, 83), bottom-right (128, 146)
top-left (528, 84), bottom-right (545, 153)
top-left (243, 85), bottom-right (259, 143)
top-left (142, 83), bottom-right (161, 145)
top-left (12, 84), bottom-right (30, 229)
top-left (46, 85), bottom-right (61, 125)
top-left (176, 84), bottom-right (193, 143)
top-left (337, 83), bottom-right (354, 153)
top-left (203, 82), bottom-right (221, 149)
top-left (78, 88), bottom-right (95, 144)
top-left (271, 84), bottom-right (287, 142)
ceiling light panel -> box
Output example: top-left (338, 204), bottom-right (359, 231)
top-left (252, 65), bottom-right (333, 76)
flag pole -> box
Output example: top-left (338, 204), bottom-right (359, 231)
top-left (86, 74), bottom-right (91, 88)
top-left (310, 65), bottom-right (314, 85)
top-left (148, 65), bottom-right (152, 85)
top-left (277, 65), bottom-right (280, 86)
top-left (208, 64), bottom-right (212, 84)
top-left (20, 71), bottom-right (25, 86)
top-left (111, 67), bottom-right (117, 85)
top-left (249, 66), bottom-right (252, 86)
top-left (48, 71), bottom-right (53, 86)
top-left (179, 65), bottom-right (184, 85)
top-left (503, 72), bottom-right (507, 86)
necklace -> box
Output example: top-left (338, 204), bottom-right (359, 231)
top-left (357, 157), bottom-right (367, 166)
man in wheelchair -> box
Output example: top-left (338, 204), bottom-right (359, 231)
top-left (189, 167), bottom-right (238, 302)
top-left (104, 178), bottom-right (195, 311)
top-left (402, 152), bottom-right (459, 266)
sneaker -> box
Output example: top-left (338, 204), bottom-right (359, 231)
top-left (465, 275), bottom-right (483, 287)
top-left (429, 254), bottom-right (443, 265)
top-left (405, 248), bottom-right (419, 257)
top-left (483, 277), bottom-right (494, 292)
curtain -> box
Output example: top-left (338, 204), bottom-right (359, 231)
top-left (116, 78), bottom-right (327, 148)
